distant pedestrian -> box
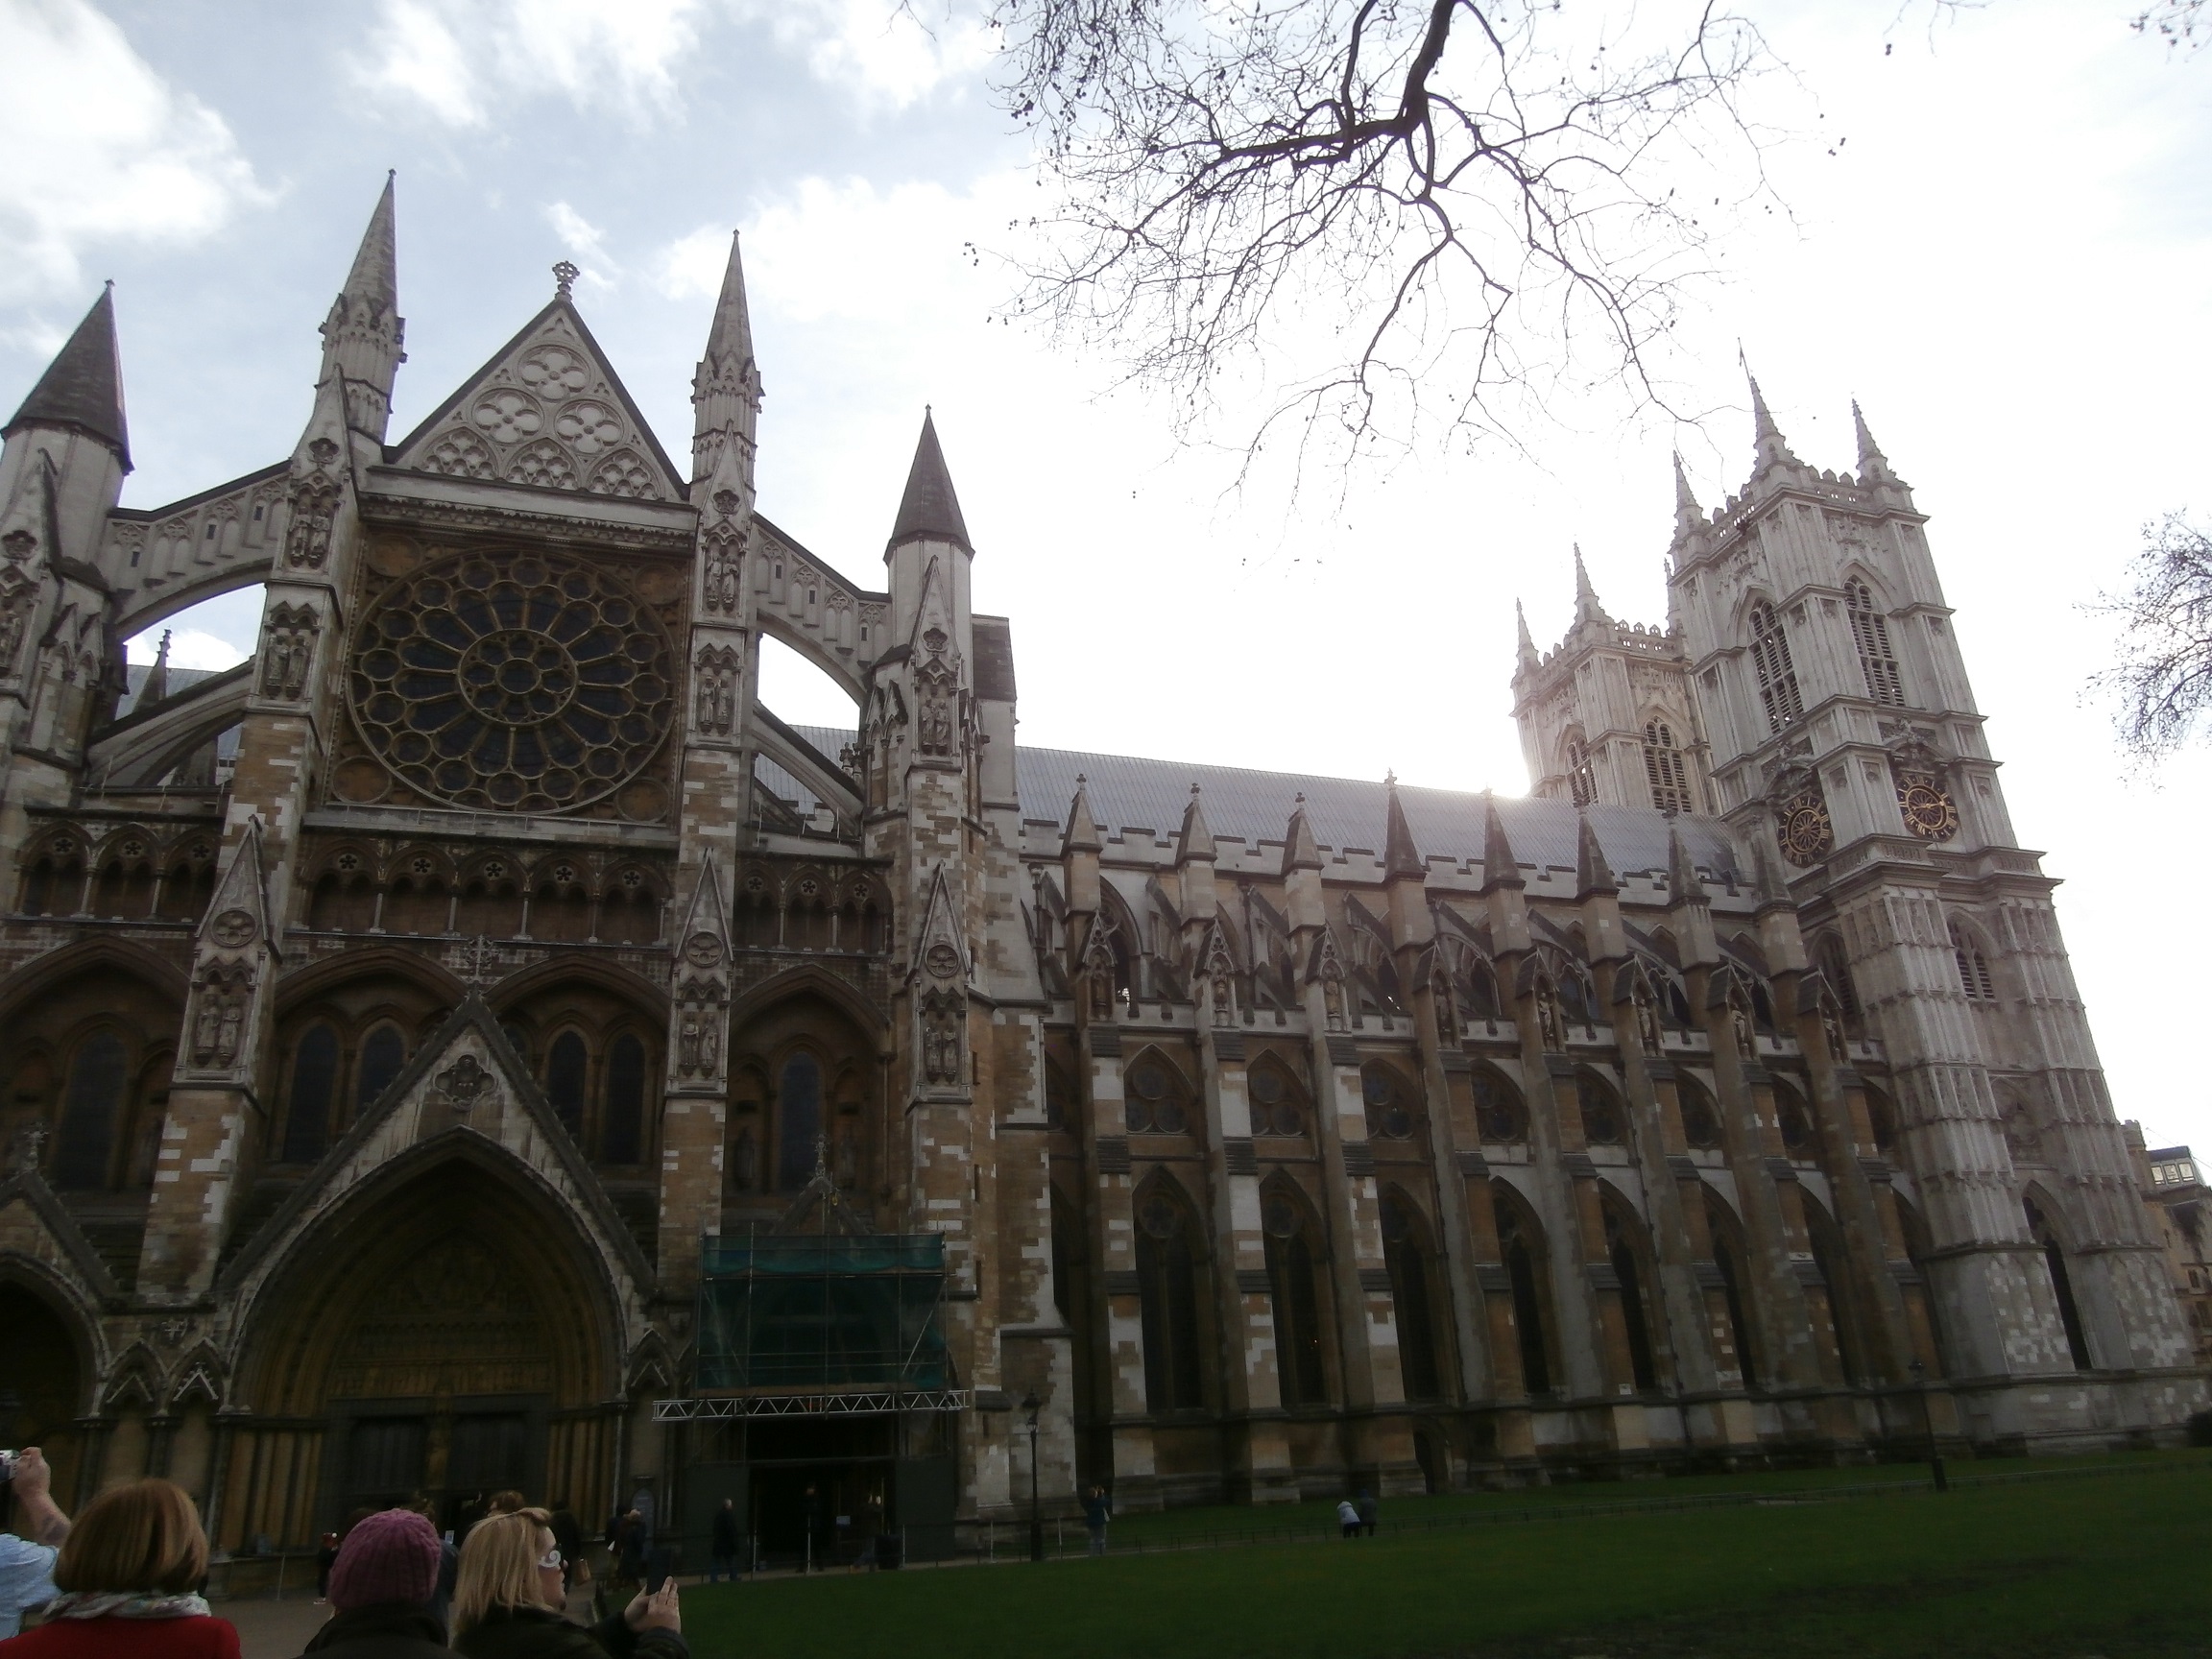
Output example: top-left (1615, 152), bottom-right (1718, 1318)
top-left (1081, 1487), bottom-right (1112, 1557)
top-left (708, 1502), bottom-right (740, 1585)
top-left (1335, 1499), bottom-right (1360, 1539)
top-left (613, 1512), bottom-right (646, 1594)
top-left (1357, 1490), bottom-right (1378, 1537)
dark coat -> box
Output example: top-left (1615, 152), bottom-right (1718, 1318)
top-left (300, 1605), bottom-right (449, 1659)
top-left (709, 1508), bottom-right (740, 1554)
top-left (454, 1604), bottom-right (686, 1659)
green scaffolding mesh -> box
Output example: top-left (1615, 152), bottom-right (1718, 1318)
top-left (694, 1234), bottom-right (950, 1392)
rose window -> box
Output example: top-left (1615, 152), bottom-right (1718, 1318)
top-left (349, 550), bottom-right (673, 813)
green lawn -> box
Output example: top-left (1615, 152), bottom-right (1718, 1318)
top-left (681, 1459), bottom-right (2212, 1659)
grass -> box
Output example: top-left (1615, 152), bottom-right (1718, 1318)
top-left (681, 1455), bottom-right (2212, 1659)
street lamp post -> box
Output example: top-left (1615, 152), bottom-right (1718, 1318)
top-left (1022, 1393), bottom-right (1044, 1562)
top-left (1910, 1358), bottom-right (1948, 1492)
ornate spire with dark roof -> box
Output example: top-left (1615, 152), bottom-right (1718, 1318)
top-left (320, 174), bottom-right (404, 441)
top-left (1575, 811), bottom-right (1618, 899)
top-left (1383, 775), bottom-right (1425, 881)
top-left (888, 409), bottom-right (971, 554)
top-left (1281, 795), bottom-right (1323, 876)
top-left (1480, 794), bottom-right (1525, 892)
top-left (7, 285), bottom-right (129, 469)
top-left (1851, 398), bottom-right (1892, 482)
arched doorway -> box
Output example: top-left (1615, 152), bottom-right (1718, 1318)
top-left (228, 1150), bottom-right (623, 1547)
top-left (0, 1278), bottom-right (91, 1511)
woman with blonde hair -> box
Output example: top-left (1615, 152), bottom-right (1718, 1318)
top-left (451, 1507), bottom-right (682, 1659)
top-left (0, 1478), bottom-right (236, 1657)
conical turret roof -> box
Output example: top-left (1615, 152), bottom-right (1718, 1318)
top-left (7, 286), bottom-right (129, 468)
top-left (889, 409), bottom-right (971, 552)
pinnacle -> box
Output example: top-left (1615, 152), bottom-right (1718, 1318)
top-left (1063, 775), bottom-right (1101, 855)
top-left (342, 173), bottom-right (399, 316)
top-left (1282, 795), bottom-right (1323, 875)
top-left (1480, 795), bottom-right (1525, 892)
top-left (1575, 810), bottom-right (1618, 899)
top-left (1515, 599), bottom-right (1539, 667)
top-left (6, 285), bottom-right (130, 468)
top-left (700, 230), bottom-right (754, 377)
top-left (1666, 822), bottom-right (1709, 904)
top-left (1176, 784), bottom-right (1216, 864)
top-left (888, 409), bottom-right (971, 553)
top-left (1672, 451), bottom-right (1702, 532)
top-left (1851, 398), bottom-right (1891, 480)
top-left (1744, 360), bottom-right (1799, 472)
top-left (1383, 775), bottom-right (1425, 881)
top-left (1572, 543), bottom-right (1606, 626)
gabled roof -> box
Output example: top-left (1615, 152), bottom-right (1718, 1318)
top-left (390, 297), bottom-right (684, 503)
top-left (7, 286), bottom-right (130, 468)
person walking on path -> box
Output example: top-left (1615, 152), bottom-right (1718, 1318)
top-left (1356, 1491), bottom-right (1378, 1537)
top-left (1334, 1498), bottom-right (1360, 1540)
top-left (1081, 1487), bottom-right (1112, 1557)
top-left (451, 1508), bottom-right (683, 1659)
top-left (294, 1508), bottom-right (448, 1659)
top-left (0, 1478), bottom-right (237, 1657)
top-left (707, 1503), bottom-right (739, 1584)
top-left (0, 1451), bottom-right (68, 1639)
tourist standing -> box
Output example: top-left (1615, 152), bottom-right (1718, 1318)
top-left (707, 1502), bottom-right (739, 1584)
top-left (1081, 1487), bottom-right (1112, 1557)
top-left (0, 1451), bottom-right (67, 1640)
top-left (450, 1508), bottom-right (684, 1659)
top-left (1334, 1498), bottom-right (1360, 1539)
top-left (1356, 1490), bottom-right (1378, 1537)
top-left (294, 1507), bottom-right (448, 1658)
top-left (0, 1478), bottom-right (237, 1657)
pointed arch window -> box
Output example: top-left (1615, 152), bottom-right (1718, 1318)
top-left (1564, 733), bottom-right (1597, 807)
top-left (1494, 1189), bottom-right (1552, 1397)
top-left (1847, 579), bottom-right (1905, 706)
top-left (1708, 1196), bottom-right (1759, 1388)
top-left (602, 1033), bottom-right (647, 1165)
top-left (775, 1051), bottom-right (822, 1190)
top-left (54, 1031), bottom-right (129, 1189)
top-left (356, 1024), bottom-right (407, 1117)
top-left (2026, 1198), bottom-right (2093, 1369)
top-left (1748, 602), bottom-right (1803, 733)
top-left (1136, 1186), bottom-right (1206, 1411)
top-left (1262, 1188), bottom-right (1329, 1407)
top-left (282, 1023), bottom-right (340, 1165)
top-left (1604, 1205), bottom-right (1660, 1392)
top-left (1951, 927), bottom-right (1996, 1001)
top-left (1642, 720), bottom-right (1694, 814)
top-left (1381, 1190), bottom-right (1443, 1402)
top-left (545, 1031), bottom-right (589, 1138)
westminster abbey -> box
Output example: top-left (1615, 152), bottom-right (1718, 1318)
top-left (0, 180), bottom-right (2200, 1563)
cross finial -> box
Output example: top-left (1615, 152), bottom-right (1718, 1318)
top-left (552, 260), bottom-right (580, 300)
top-left (1384, 769), bottom-right (1397, 788)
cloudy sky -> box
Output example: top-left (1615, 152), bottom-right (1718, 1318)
top-left (3, 0), bottom-right (2208, 1148)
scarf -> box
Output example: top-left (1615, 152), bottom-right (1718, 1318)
top-left (40, 1592), bottom-right (212, 1621)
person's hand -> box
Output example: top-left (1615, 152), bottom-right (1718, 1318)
top-left (624, 1579), bottom-right (681, 1633)
top-left (10, 1448), bottom-right (51, 1504)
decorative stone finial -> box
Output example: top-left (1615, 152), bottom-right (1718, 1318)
top-left (553, 260), bottom-right (579, 301)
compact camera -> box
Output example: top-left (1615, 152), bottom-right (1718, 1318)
top-left (0, 1451), bottom-right (16, 1481)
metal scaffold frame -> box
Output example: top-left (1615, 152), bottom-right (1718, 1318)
top-left (651, 1389), bottom-right (973, 1422)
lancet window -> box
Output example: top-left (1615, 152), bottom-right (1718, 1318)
top-left (1748, 602), bottom-right (1803, 732)
top-left (1642, 720), bottom-right (1693, 814)
top-left (1847, 579), bottom-right (1905, 706)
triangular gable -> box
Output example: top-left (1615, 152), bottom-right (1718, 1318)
top-left (218, 996), bottom-right (653, 1309)
top-left (391, 301), bottom-right (683, 502)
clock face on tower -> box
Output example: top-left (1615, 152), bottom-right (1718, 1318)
top-left (1896, 775), bottom-right (1960, 841)
top-left (1775, 789), bottom-right (1833, 867)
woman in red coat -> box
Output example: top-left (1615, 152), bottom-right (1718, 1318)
top-left (0, 1478), bottom-right (237, 1657)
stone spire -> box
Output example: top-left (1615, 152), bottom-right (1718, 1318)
top-left (1515, 599), bottom-right (1539, 671)
top-left (6, 284), bottom-right (130, 469)
top-left (1281, 794), bottom-right (1323, 876)
top-left (1851, 398), bottom-right (1892, 482)
top-left (691, 230), bottom-right (763, 489)
top-left (888, 409), bottom-right (971, 554)
top-left (1666, 821), bottom-right (1707, 903)
top-left (1382, 774), bottom-right (1425, 880)
top-left (1575, 810), bottom-right (1618, 899)
top-left (139, 631), bottom-right (172, 709)
top-left (320, 173), bottom-right (404, 442)
top-left (1572, 543), bottom-right (1607, 627)
top-left (1479, 794), bottom-right (1524, 892)
top-left (1745, 363), bottom-right (1798, 473)
top-left (1062, 774), bottom-right (1101, 855)
top-left (1672, 451), bottom-right (1702, 536)
top-left (1175, 783), bottom-right (1216, 865)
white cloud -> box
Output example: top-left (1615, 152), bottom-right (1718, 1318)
top-left (545, 201), bottom-right (617, 289)
top-left (0, 0), bottom-right (268, 302)
top-left (737, 0), bottom-right (996, 112)
top-left (126, 628), bottom-right (248, 672)
top-left (353, 0), bottom-right (704, 128)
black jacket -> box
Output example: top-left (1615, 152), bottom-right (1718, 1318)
top-left (709, 1508), bottom-right (740, 1553)
top-left (300, 1604), bottom-right (450, 1659)
top-left (455, 1603), bottom-right (687, 1659)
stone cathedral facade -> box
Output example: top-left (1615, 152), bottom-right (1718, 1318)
top-left (0, 184), bottom-right (2200, 1557)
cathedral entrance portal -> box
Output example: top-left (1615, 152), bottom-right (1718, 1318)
top-left (229, 1153), bottom-right (621, 1548)
top-left (0, 1281), bottom-right (89, 1509)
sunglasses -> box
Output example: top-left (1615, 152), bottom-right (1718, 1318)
top-left (538, 1547), bottom-right (565, 1572)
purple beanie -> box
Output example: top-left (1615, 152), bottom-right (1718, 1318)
top-left (326, 1508), bottom-right (443, 1613)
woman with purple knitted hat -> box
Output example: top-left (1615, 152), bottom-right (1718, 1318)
top-left (294, 1509), bottom-right (449, 1659)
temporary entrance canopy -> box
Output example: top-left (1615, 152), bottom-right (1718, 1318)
top-left (694, 1234), bottom-right (950, 1393)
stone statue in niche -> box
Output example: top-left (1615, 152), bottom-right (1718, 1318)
top-left (284, 451), bottom-right (343, 570)
top-left (1822, 1005), bottom-right (1849, 1064)
top-left (919, 683), bottom-right (954, 757)
top-left (1731, 1003), bottom-right (1756, 1058)
top-left (678, 1011), bottom-right (701, 1071)
top-left (922, 990), bottom-right (962, 1084)
top-left (1211, 974), bottom-right (1233, 1027)
top-left (1633, 987), bottom-right (1663, 1056)
top-left (1536, 992), bottom-right (1562, 1052)
top-left (1322, 974), bottom-right (1347, 1032)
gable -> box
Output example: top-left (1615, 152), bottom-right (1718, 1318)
top-left (391, 301), bottom-right (683, 502)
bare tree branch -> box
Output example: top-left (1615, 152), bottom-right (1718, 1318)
top-left (983, 0), bottom-right (1788, 473)
top-left (2087, 514), bottom-right (2212, 761)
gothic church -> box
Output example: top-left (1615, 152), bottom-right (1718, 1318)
top-left (0, 181), bottom-right (2199, 1561)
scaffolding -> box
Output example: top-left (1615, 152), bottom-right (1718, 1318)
top-left (691, 1232), bottom-right (951, 1396)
